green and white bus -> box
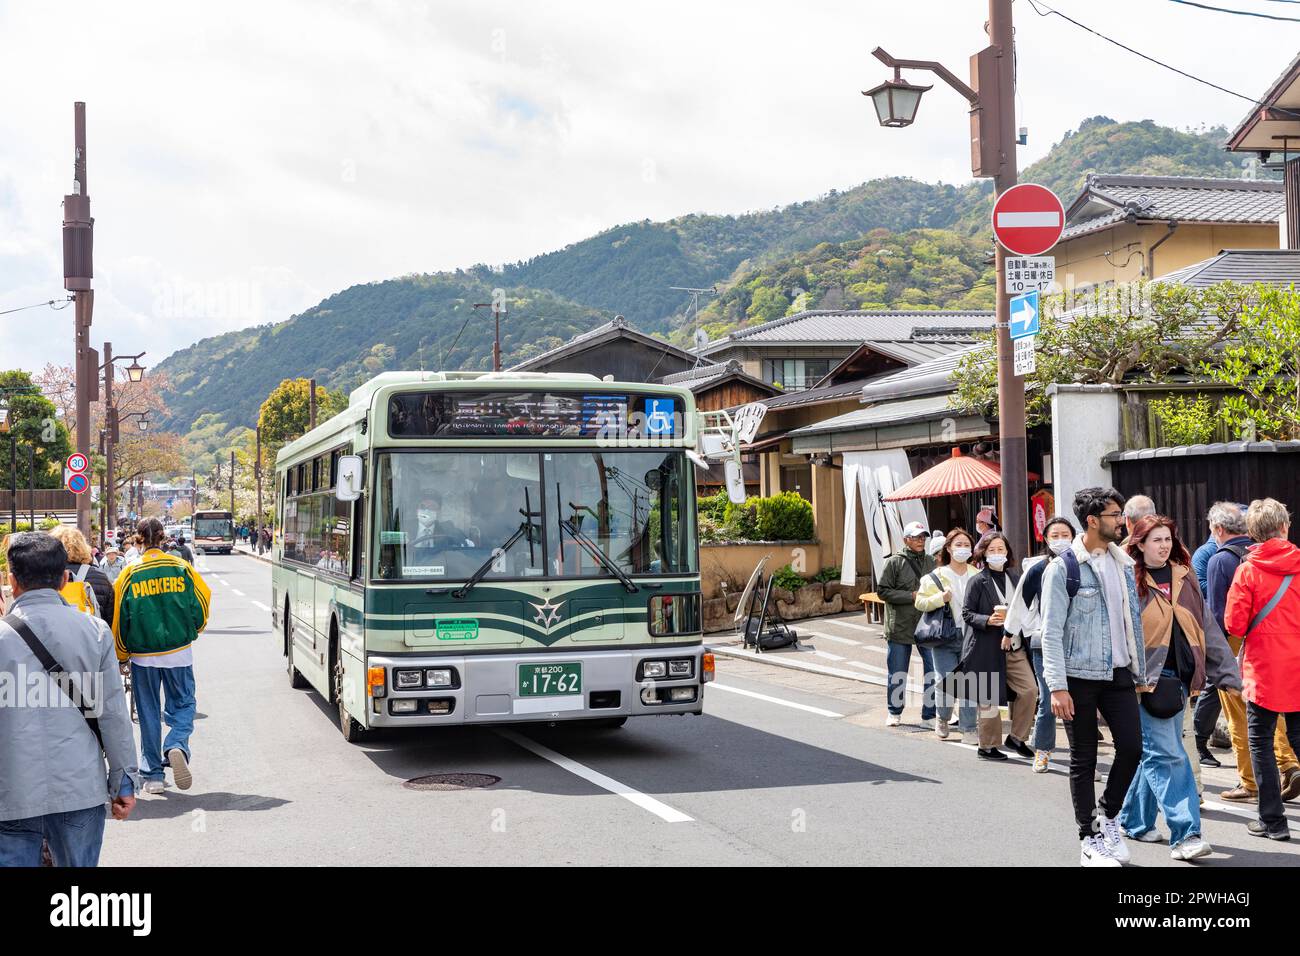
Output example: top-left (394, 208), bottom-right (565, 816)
top-left (271, 371), bottom-right (724, 742)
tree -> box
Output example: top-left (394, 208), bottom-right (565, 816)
top-left (1203, 286), bottom-right (1300, 440)
top-left (0, 370), bottom-right (73, 489)
top-left (257, 378), bottom-right (348, 449)
top-left (949, 281), bottom-right (1256, 425)
top-left (114, 431), bottom-right (188, 498)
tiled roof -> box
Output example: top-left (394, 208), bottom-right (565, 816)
top-left (659, 359), bottom-right (777, 395)
top-left (857, 343), bottom-right (986, 403)
top-left (1105, 440), bottom-right (1300, 462)
top-left (696, 309), bottom-right (993, 355)
top-left (787, 394), bottom-right (959, 439)
top-left (1155, 249), bottom-right (1300, 287)
top-left (761, 378), bottom-right (872, 411)
top-left (1061, 175), bottom-right (1283, 242)
top-left (509, 316), bottom-right (698, 371)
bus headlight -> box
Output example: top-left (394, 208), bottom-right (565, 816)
top-left (668, 660), bottom-right (692, 678)
top-left (425, 668), bottom-right (454, 688)
top-left (642, 661), bottom-right (667, 679)
top-left (395, 669), bottom-right (423, 689)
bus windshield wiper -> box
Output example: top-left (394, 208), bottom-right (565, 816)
top-left (561, 507), bottom-right (639, 593)
top-left (440, 512), bottom-right (539, 600)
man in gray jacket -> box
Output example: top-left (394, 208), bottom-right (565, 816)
top-left (0, 532), bottom-right (139, 866)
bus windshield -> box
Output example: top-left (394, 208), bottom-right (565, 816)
top-left (371, 450), bottom-right (696, 581)
top-left (194, 514), bottom-right (234, 539)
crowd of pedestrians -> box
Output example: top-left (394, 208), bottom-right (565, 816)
top-left (0, 518), bottom-right (212, 866)
top-left (878, 488), bottom-right (1300, 865)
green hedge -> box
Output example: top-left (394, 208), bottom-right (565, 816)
top-left (696, 491), bottom-right (814, 543)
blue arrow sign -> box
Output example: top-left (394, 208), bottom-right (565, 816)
top-left (1010, 290), bottom-right (1040, 340)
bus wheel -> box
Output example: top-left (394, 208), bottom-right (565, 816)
top-left (286, 603), bottom-right (308, 688)
top-left (334, 657), bottom-right (368, 743)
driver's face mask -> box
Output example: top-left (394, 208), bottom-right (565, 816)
top-left (418, 507), bottom-right (438, 525)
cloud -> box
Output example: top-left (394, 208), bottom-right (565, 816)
top-left (0, 0), bottom-right (1292, 376)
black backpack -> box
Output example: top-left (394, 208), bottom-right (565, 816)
top-left (1057, 548), bottom-right (1082, 599)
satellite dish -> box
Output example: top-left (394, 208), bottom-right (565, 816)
top-left (734, 553), bottom-right (772, 629)
top-left (693, 328), bottom-right (709, 350)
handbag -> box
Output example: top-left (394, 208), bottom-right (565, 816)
top-left (1141, 667), bottom-right (1186, 719)
top-left (914, 572), bottom-right (960, 647)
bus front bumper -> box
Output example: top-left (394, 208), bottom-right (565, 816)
top-left (363, 646), bottom-right (706, 727)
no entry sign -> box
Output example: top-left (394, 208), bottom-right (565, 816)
top-left (992, 183), bottom-right (1064, 256)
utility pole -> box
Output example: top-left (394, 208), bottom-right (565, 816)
top-left (867, 0), bottom-right (1028, 558)
top-left (255, 425), bottom-right (263, 537)
top-left (63, 102), bottom-right (97, 539)
top-left (230, 449), bottom-right (236, 518)
top-left (98, 429), bottom-right (106, 548)
top-left (308, 378), bottom-right (317, 431)
top-left (103, 341), bottom-right (115, 542)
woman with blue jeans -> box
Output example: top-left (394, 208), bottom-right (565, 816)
top-left (915, 529), bottom-right (979, 741)
top-left (1005, 517), bottom-right (1077, 772)
top-left (1120, 515), bottom-right (1241, 862)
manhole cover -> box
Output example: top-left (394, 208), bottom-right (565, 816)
top-left (403, 773), bottom-right (500, 792)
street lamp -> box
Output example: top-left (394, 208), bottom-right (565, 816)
top-left (864, 0), bottom-right (1031, 560)
top-left (126, 357), bottom-right (146, 383)
top-left (862, 69), bottom-right (931, 128)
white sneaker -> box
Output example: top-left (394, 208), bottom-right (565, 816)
top-left (1171, 836), bottom-right (1212, 861)
top-left (916, 718), bottom-right (935, 730)
top-left (1095, 769), bottom-right (1103, 782)
top-left (936, 719), bottom-right (950, 739)
top-left (1033, 751), bottom-right (1051, 773)
top-left (1130, 829), bottom-right (1165, 843)
top-left (1080, 835), bottom-right (1121, 867)
top-left (1099, 814), bottom-right (1131, 864)
top-left (142, 779), bottom-right (165, 795)
top-left (885, 714), bottom-right (901, 727)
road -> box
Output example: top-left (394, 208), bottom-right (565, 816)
top-left (99, 553), bottom-right (1300, 867)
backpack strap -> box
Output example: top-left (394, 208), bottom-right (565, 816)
top-left (73, 564), bottom-right (91, 583)
top-left (1246, 574), bottom-right (1294, 638)
top-left (1221, 543), bottom-right (1248, 561)
top-left (1, 613), bottom-right (103, 749)
top-left (1059, 548), bottom-right (1081, 599)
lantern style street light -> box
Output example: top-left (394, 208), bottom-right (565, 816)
top-left (126, 357), bottom-right (146, 383)
top-left (862, 69), bottom-right (932, 128)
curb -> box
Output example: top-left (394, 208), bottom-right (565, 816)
top-left (234, 547), bottom-right (272, 565)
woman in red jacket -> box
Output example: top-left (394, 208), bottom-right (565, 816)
top-left (1223, 498), bottom-right (1300, 841)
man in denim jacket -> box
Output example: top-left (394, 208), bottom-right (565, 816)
top-left (1040, 487), bottom-right (1149, 867)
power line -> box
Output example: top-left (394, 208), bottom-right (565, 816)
top-left (1168, 0), bottom-right (1300, 18)
top-left (0, 297), bottom-right (73, 317)
top-left (1026, 0), bottom-right (1300, 118)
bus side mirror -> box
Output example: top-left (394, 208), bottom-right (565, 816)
top-left (336, 455), bottom-right (364, 502)
top-left (724, 460), bottom-right (746, 504)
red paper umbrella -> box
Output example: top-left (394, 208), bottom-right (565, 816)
top-left (883, 448), bottom-right (1002, 502)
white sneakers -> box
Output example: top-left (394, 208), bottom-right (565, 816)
top-left (1080, 835), bottom-right (1121, 867)
top-left (1032, 751), bottom-right (1051, 773)
top-left (1131, 829), bottom-right (1165, 843)
top-left (936, 718), bottom-right (950, 739)
top-left (1171, 837), bottom-right (1213, 862)
top-left (142, 780), bottom-right (165, 795)
top-left (916, 718), bottom-right (935, 731)
top-left (886, 714), bottom-right (901, 727)
top-left (1099, 814), bottom-right (1131, 863)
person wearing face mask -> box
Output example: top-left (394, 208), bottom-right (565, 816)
top-left (413, 491), bottom-right (474, 547)
top-left (959, 532), bottom-right (1036, 761)
top-left (1119, 514), bottom-right (1240, 861)
top-left (915, 529), bottom-right (980, 742)
top-left (1004, 516), bottom-right (1077, 772)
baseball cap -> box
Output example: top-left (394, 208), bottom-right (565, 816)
top-left (903, 521), bottom-right (928, 538)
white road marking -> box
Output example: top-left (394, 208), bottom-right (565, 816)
top-left (817, 618), bottom-right (876, 634)
top-left (232, 589), bottom-right (246, 597)
top-left (847, 660), bottom-right (887, 675)
top-left (252, 601), bottom-right (271, 612)
top-left (709, 682), bottom-right (842, 717)
top-left (497, 729), bottom-right (693, 823)
top-left (812, 649), bottom-right (847, 662)
top-left (708, 644), bottom-right (927, 693)
top-left (810, 633), bottom-right (861, 646)
top-left (219, 579), bottom-right (230, 587)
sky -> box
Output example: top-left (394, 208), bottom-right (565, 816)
top-left (0, 0), bottom-right (1295, 377)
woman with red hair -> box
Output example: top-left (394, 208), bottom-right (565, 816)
top-left (1121, 514), bottom-right (1240, 861)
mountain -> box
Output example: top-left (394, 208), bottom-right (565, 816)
top-left (155, 275), bottom-right (608, 431)
top-left (155, 117), bottom-right (1266, 432)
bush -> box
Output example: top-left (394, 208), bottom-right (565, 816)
top-left (697, 489), bottom-right (730, 523)
top-left (722, 498), bottom-right (759, 541)
top-left (754, 492), bottom-right (814, 541)
top-left (771, 563), bottom-right (808, 592)
top-left (812, 565), bottom-right (842, 584)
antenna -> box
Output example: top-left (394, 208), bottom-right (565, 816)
top-left (671, 285), bottom-right (718, 366)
